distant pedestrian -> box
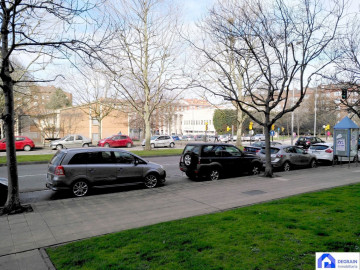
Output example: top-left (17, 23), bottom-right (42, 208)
top-left (118, 131), bottom-right (122, 135)
top-left (214, 134), bottom-right (219, 142)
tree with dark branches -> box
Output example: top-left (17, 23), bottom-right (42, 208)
top-left (189, 0), bottom-right (344, 177)
top-left (0, 0), bottom-right (111, 215)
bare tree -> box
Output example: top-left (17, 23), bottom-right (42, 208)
top-left (330, 12), bottom-right (360, 117)
top-left (66, 68), bottom-right (119, 140)
top-left (191, 0), bottom-right (344, 176)
top-left (105, 0), bottom-right (189, 150)
top-left (0, 0), bottom-right (110, 214)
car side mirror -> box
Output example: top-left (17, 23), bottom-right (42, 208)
top-left (134, 159), bottom-right (139, 165)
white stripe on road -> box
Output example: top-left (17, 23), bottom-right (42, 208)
top-left (18, 174), bottom-right (46, 178)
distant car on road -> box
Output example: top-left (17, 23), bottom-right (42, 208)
top-left (194, 134), bottom-right (206, 141)
top-left (172, 135), bottom-right (181, 141)
top-left (258, 145), bottom-right (317, 171)
top-left (241, 134), bottom-right (252, 141)
top-left (50, 134), bottom-right (92, 150)
top-left (251, 134), bottom-right (265, 141)
top-left (295, 136), bottom-right (325, 149)
top-left (142, 135), bottom-right (175, 148)
top-left (179, 143), bottom-right (263, 180)
top-left (0, 136), bottom-right (35, 151)
top-left (46, 148), bottom-right (166, 197)
top-left (98, 135), bottom-right (133, 148)
top-left (308, 143), bottom-right (359, 164)
top-left (219, 134), bottom-right (231, 143)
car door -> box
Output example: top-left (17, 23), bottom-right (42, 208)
top-left (222, 145), bottom-right (245, 175)
top-left (86, 151), bottom-right (117, 185)
top-left (74, 135), bottom-right (84, 147)
top-left (287, 147), bottom-right (302, 166)
top-left (111, 135), bottom-right (121, 147)
top-left (119, 135), bottom-right (128, 147)
top-left (156, 136), bottom-right (165, 147)
top-left (295, 147), bottom-right (310, 165)
top-left (0, 139), bottom-right (5, 150)
top-left (15, 137), bottom-right (25, 150)
top-left (113, 151), bottom-right (143, 183)
top-left (64, 135), bottom-right (75, 148)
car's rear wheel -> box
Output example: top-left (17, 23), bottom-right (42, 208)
top-left (72, 180), bottom-right (89, 197)
top-left (104, 143), bottom-right (110, 148)
top-left (56, 144), bottom-right (63, 150)
top-left (208, 167), bottom-right (220, 181)
top-left (144, 174), bottom-right (158, 188)
top-left (23, 145), bottom-right (31, 151)
top-left (82, 143), bottom-right (89, 147)
top-left (250, 163), bottom-right (261, 175)
top-left (309, 159), bottom-right (317, 168)
top-left (333, 156), bottom-right (339, 165)
top-left (283, 161), bottom-right (291, 172)
top-left (169, 142), bottom-right (175, 148)
top-left (126, 143), bottom-right (132, 148)
top-left (353, 155), bottom-right (358, 163)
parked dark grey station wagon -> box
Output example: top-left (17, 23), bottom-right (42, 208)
top-left (46, 148), bottom-right (166, 197)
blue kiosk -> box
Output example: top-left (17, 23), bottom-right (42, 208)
top-left (333, 116), bottom-right (359, 165)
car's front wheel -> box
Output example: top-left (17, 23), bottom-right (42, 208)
top-left (56, 144), bottom-right (63, 150)
top-left (283, 161), bottom-right (291, 172)
top-left (82, 143), bottom-right (89, 147)
top-left (150, 143), bottom-right (155, 149)
top-left (23, 145), bottom-right (31, 151)
top-left (144, 174), bottom-right (158, 188)
top-left (104, 143), bottom-right (110, 148)
top-left (169, 142), bottom-right (175, 148)
top-left (309, 159), bottom-right (317, 168)
top-left (72, 180), bottom-right (89, 197)
top-left (208, 167), bottom-right (220, 181)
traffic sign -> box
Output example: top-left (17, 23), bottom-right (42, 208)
top-left (270, 130), bottom-right (275, 136)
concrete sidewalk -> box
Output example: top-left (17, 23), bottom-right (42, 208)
top-left (1, 163), bottom-right (359, 269)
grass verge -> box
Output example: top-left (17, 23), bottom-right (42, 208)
top-left (47, 184), bottom-right (360, 270)
top-left (0, 149), bottom-right (183, 164)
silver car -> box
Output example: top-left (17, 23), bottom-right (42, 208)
top-left (50, 134), bottom-right (92, 150)
top-left (141, 135), bottom-right (175, 148)
top-left (46, 148), bottom-right (166, 197)
top-left (258, 145), bottom-right (317, 171)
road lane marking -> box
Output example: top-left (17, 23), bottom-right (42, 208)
top-left (19, 174), bottom-right (46, 178)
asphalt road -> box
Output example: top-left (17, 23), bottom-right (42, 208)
top-left (0, 155), bottom-right (189, 204)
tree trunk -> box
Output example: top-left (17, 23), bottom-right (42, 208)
top-left (144, 112), bottom-right (151, 151)
top-left (263, 114), bottom-right (273, 177)
top-left (235, 107), bottom-right (243, 148)
top-left (2, 82), bottom-right (24, 214)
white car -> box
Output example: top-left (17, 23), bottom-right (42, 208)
top-left (251, 134), bottom-right (265, 141)
top-left (219, 134), bottom-right (231, 142)
top-left (142, 135), bottom-right (175, 148)
top-left (308, 143), bottom-right (359, 164)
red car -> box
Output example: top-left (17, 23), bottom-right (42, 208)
top-left (0, 136), bottom-right (35, 151)
top-left (97, 135), bottom-right (133, 148)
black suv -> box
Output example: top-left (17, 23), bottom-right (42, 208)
top-left (179, 143), bottom-right (262, 180)
top-left (295, 136), bottom-right (325, 149)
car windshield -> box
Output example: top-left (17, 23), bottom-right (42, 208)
top-left (151, 136), bottom-right (159, 140)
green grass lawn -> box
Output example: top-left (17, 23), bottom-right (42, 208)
top-left (47, 184), bottom-right (360, 270)
top-left (0, 149), bottom-right (183, 164)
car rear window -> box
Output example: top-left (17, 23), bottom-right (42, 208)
top-left (50, 151), bottom-right (66, 166)
top-left (309, 145), bottom-right (329, 150)
top-left (260, 148), bottom-right (280, 154)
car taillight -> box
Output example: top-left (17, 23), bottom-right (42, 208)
top-left (306, 141), bottom-right (310, 144)
top-left (276, 154), bottom-right (283, 158)
top-left (256, 150), bottom-right (260, 153)
top-left (325, 149), bottom-right (333, 153)
top-left (55, 166), bottom-right (65, 176)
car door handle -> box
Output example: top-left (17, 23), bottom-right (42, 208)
top-left (88, 168), bottom-right (95, 172)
